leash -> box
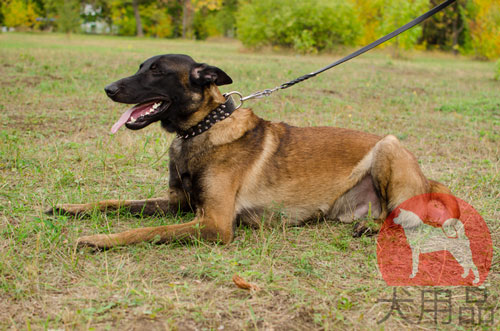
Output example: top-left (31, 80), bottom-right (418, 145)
top-left (226, 0), bottom-right (456, 108)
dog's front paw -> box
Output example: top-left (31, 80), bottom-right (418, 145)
top-left (45, 204), bottom-right (89, 216)
top-left (77, 234), bottom-right (116, 249)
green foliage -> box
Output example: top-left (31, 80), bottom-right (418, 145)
top-left (1, 0), bottom-right (40, 29)
top-left (193, 11), bottom-right (219, 40)
top-left (420, 0), bottom-right (468, 51)
top-left (110, 0), bottom-right (136, 36)
top-left (1, 0), bottom-right (499, 59)
top-left (466, 0), bottom-right (500, 59)
top-left (351, 0), bottom-right (383, 45)
top-left (236, 0), bottom-right (361, 53)
top-left (378, 0), bottom-right (429, 50)
top-left (110, 1), bottom-right (173, 37)
top-left (140, 2), bottom-right (173, 38)
top-left (56, 0), bottom-right (81, 33)
top-left (192, 0), bottom-right (237, 39)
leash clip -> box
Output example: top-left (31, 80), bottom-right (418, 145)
top-left (225, 86), bottom-right (282, 110)
top-left (241, 86), bottom-right (281, 102)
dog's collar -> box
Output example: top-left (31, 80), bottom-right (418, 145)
top-left (176, 95), bottom-right (237, 140)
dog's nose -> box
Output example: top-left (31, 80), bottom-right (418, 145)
top-left (104, 84), bottom-right (119, 97)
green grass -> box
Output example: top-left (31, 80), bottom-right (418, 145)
top-left (0, 32), bottom-right (499, 330)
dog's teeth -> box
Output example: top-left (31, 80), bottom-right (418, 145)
top-left (130, 117), bottom-right (136, 123)
top-left (153, 103), bottom-right (160, 109)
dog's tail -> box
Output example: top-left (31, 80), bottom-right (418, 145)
top-left (428, 179), bottom-right (460, 220)
top-left (442, 218), bottom-right (467, 239)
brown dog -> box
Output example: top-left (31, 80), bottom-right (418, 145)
top-left (47, 54), bottom-right (459, 248)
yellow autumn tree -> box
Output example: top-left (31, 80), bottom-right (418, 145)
top-left (1, 0), bottom-right (39, 29)
top-left (193, 0), bottom-right (223, 11)
top-left (350, 0), bottom-right (383, 45)
top-left (190, 0), bottom-right (224, 39)
top-left (467, 0), bottom-right (500, 59)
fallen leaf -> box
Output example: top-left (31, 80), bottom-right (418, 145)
top-left (232, 274), bottom-right (260, 291)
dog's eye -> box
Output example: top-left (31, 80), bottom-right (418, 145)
top-left (150, 64), bottom-right (157, 70)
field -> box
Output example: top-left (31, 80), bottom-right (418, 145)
top-left (0, 33), bottom-right (499, 330)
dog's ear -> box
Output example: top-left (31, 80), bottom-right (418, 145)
top-left (191, 63), bottom-right (233, 86)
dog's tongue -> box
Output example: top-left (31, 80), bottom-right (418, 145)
top-left (111, 107), bottom-right (135, 134)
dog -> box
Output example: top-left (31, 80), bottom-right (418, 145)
top-left (47, 54), bottom-right (459, 249)
top-left (393, 208), bottom-right (479, 284)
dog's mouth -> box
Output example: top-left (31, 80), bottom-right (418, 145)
top-left (111, 100), bottom-right (170, 133)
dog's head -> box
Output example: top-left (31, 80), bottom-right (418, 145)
top-left (105, 54), bottom-right (233, 133)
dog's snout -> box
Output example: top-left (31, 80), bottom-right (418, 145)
top-left (104, 84), bottom-right (120, 97)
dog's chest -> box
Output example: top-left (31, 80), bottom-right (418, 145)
top-left (170, 136), bottom-right (211, 168)
top-left (168, 138), bottom-right (213, 197)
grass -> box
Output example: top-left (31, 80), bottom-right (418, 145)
top-left (0, 32), bottom-right (499, 330)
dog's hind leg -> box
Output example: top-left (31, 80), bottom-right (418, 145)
top-left (371, 135), bottom-right (430, 212)
top-left (353, 135), bottom-right (430, 236)
top-left (46, 187), bottom-right (189, 216)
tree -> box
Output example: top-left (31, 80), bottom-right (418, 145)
top-left (236, 0), bottom-right (360, 53)
top-left (183, 0), bottom-right (223, 39)
top-left (57, 0), bottom-right (81, 33)
top-left (1, 0), bottom-right (40, 29)
top-left (420, 0), bottom-right (467, 53)
top-left (132, 0), bottom-right (143, 37)
top-left (182, 0), bottom-right (192, 38)
top-left (377, 0), bottom-right (429, 56)
top-left (466, 0), bottom-right (500, 59)
top-left (108, 0), bottom-right (174, 37)
top-left (351, 0), bottom-right (383, 46)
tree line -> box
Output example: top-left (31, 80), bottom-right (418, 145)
top-left (0, 0), bottom-right (498, 59)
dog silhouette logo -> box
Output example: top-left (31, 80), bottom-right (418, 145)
top-left (377, 193), bottom-right (492, 286)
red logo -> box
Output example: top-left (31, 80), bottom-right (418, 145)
top-left (377, 193), bottom-right (492, 286)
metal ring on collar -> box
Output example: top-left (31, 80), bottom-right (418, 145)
top-left (224, 91), bottom-right (243, 110)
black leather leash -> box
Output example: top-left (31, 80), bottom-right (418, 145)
top-left (225, 0), bottom-right (456, 107)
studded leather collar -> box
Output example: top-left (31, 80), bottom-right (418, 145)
top-left (177, 96), bottom-right (237, 140)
